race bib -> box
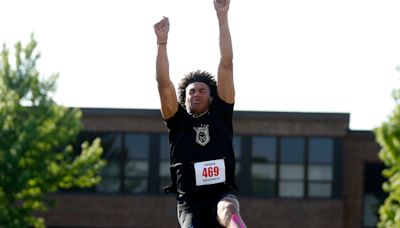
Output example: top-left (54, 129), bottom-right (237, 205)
top-left (194, 159), bottom-right (226, 186)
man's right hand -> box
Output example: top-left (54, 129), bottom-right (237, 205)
top-left (214, 0), bottom-right (230, 14)
top-left (154, 16), bottom-right (169, 44)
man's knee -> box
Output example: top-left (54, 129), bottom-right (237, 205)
top-left (217, 198), bottom-right (239, 225)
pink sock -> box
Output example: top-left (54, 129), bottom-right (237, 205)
top-left (231, 213), bottom-right (246, 228)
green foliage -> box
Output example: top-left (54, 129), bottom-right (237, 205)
top-left (0, 35), bottom-right (106, 228)
top-left (374, 78), bottom-right (400, 228)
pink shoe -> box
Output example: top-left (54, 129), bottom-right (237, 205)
top-left (231, 213), bottom-right (246, 228)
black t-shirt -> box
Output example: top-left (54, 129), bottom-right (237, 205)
top-left (163, 96), bottom-right (237, 198)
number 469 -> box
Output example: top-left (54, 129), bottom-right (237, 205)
top-left (202, 166), bottom-right (219, 178)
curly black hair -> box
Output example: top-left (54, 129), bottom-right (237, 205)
top-left (177, 70), bottom-right (217, 109)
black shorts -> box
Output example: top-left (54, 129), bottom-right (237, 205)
top-left (177, 193), bottom-right (237, 228)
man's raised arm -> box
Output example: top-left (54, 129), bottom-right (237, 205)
top-left (214, 0), bottom-right (234, 104)
top-left (154, 16), bottom-right (178, 119)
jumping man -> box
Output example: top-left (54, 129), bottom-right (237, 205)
top-left (153, 0), bottom-right (246, 227)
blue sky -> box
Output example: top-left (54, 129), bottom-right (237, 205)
top-left (1, 0), bottom-right (400, 130)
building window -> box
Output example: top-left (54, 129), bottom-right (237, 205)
top-left (72, 131), bottom-right (339, 198)
top-left (124, 133), bottom-right (150, 194)
top-left (363, 162), bottom-right (386, 228)
top-left (93, 133), bottom-right (122, 193)
top-left (248, 135), bottom-right (338, 198)
top-left (279, 137), bottom-right (305, 198)
top-left (159, 133), bottom-right (171, 192)
top-left (71, 132), bottom-right (152, 194)
top-left (233, 136), bottom-right (242, 177)
top-left (307, 137), bottom-right (333, 198)
top-left (251, 136), bottom-right (277, 197)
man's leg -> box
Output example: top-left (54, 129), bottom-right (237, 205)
top-left (216, 195), bottom-right (247, 228)
top-left (178, 200), bottom-right (212, 228)
top-left (177, 201), bottom-right (194, 228)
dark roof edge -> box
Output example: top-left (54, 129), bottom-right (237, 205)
top-left (77, 107), bottom-right (350, 121)
top-left (79, 107), bottom-right (162, 117)
top-left (234, 110), bottom-right (350, 121)
top-left (346, 130), bottom-right (375, 137)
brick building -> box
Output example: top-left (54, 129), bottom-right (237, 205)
top-left (41, 108), bottom-right (384, 228)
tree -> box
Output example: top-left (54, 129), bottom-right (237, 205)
top-left (374, 71), bottom-right (400, 228)
top-left (0, 35), bottom-right (106, 228)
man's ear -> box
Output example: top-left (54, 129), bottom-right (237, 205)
top-left (209, 96), bottom-right (213, 104)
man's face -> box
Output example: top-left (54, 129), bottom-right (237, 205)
top-left (185, 82), bottom-right (212, 114)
